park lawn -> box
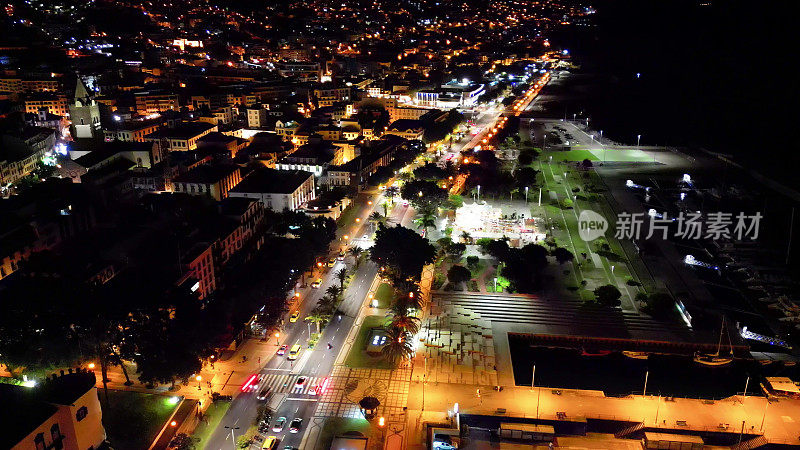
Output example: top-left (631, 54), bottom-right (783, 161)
top-left (374, 282), bottom-right (394, 308)
top-left (486, 274), bottom-right (510, 293)
top-left (315, 418), bottom-right (373, 450)
top-left (588, 148), bottom-right (653, 162)
top-left (192, 400), bottom-right (231, 449)
top-left (344, 315), bottom-right (394, 369)
top-left (336, 202), bottom-right (359, 228)
top-left (101, 390), bottom-right (179, 450)
top-left (547, 149), bottom-right (598, 162)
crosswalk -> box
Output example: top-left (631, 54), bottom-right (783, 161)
top-left (254, 372), bottom-right (325, 396)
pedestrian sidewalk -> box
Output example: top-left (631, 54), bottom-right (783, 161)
top-left (82, 336), bottom-right (280, 419)
top-left (403, 380), bottom-right (800, 446)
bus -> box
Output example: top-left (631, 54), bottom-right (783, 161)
top-left (288, 344), bottom-right (302, 360)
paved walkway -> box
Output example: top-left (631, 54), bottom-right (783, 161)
top-left (405, 381), bottom-right (800, 446)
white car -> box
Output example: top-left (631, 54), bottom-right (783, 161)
top-left (272, 417), bottom-right (286, 432)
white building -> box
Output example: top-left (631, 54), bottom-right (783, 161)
top-left (229, 168), bottom-right (315, 211)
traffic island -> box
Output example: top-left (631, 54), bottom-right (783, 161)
top-left (344, 315), bottom-right (395, 369)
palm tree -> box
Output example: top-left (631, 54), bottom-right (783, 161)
top-left (317, 294), bottom-right (338, 314)
top-left (335, 267), bottom-right (348, 290)
top-left (389, 313), bottom-right (420, 334)
top-left (348, 246), bottom-right (363, 267)
top-left (305, 308), bottom-right (331, 333)
top-left (381, 326), bottom-right (414, 364)
top-left (369, 211), bottom-right (384, 225)
top-left (326, 285), bottom-right (342, 301)
top-left (414, 214), bottom-right (436, 238)
top-left (387, 300), bottom-right (411, 318)
top-left (385, 186), bottom-right (399, 204)
top-left (460, 231), bottom-right (472, 244)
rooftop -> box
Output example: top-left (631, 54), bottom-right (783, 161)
top-left (173, 163), bottom-right (239, 184)
top-left (0, 370), bottom-right (97, 449)
top-left (144, 121), bottom-right (215, 140)
top-left (73, 141), bottom-right (154, 169)
top-left (231, 168), bottom-right (313, 194)
top-left (387, 119), bottom-right (424, 132)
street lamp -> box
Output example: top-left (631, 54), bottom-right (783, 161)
top-left (525, 186), bottom-right (529, 204)
top-left (274, 332), bottom-right (280, 345)
top-left (637, 134), bottom-right (641, 149)
top-left (196, 375), bottom-right (202, 390)
top-left (493, 277), bottom-right (497, 292)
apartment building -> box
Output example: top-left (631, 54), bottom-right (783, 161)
top-left (24, 94), bottom-right (70, 117)
top-left (135, 90), bottom-right (180, 114)
top-left (171, 163), bottom-right (242, 201)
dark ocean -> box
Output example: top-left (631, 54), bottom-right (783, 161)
top-left (548, 0), bottom-right (799, 192)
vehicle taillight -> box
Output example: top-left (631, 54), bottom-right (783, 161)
top-left (241, 374), bottom-right (257, 392)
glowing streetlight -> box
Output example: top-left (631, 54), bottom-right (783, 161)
top-left (274, 332), bottom-right (280, 345)
top-left (196, 375), bottom-right (202, 390)
top-left (87, 363), bottom-right (96, 370)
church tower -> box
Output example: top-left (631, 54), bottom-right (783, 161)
top-left (69, 78), bottom-right (102, 138)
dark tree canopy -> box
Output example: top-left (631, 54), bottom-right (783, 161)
top-left (552, 247), bottom-right (575, 265)
top-left (447, 264), bottom-right (472, 284)
top-left (400, 179), bottom-right (448, 209)
top-left (514, 167), bottom-right (539, 192)
top-left (594, 284), bottom-right (622, 307)
top-left (643, 292), bottom-right (677, 320)
top-left (413, 162), bottom-right (449, 181)
top-left (500, 244), bottom-right (550, 293)
top-left (370, 224), bottom-right (436, 281)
